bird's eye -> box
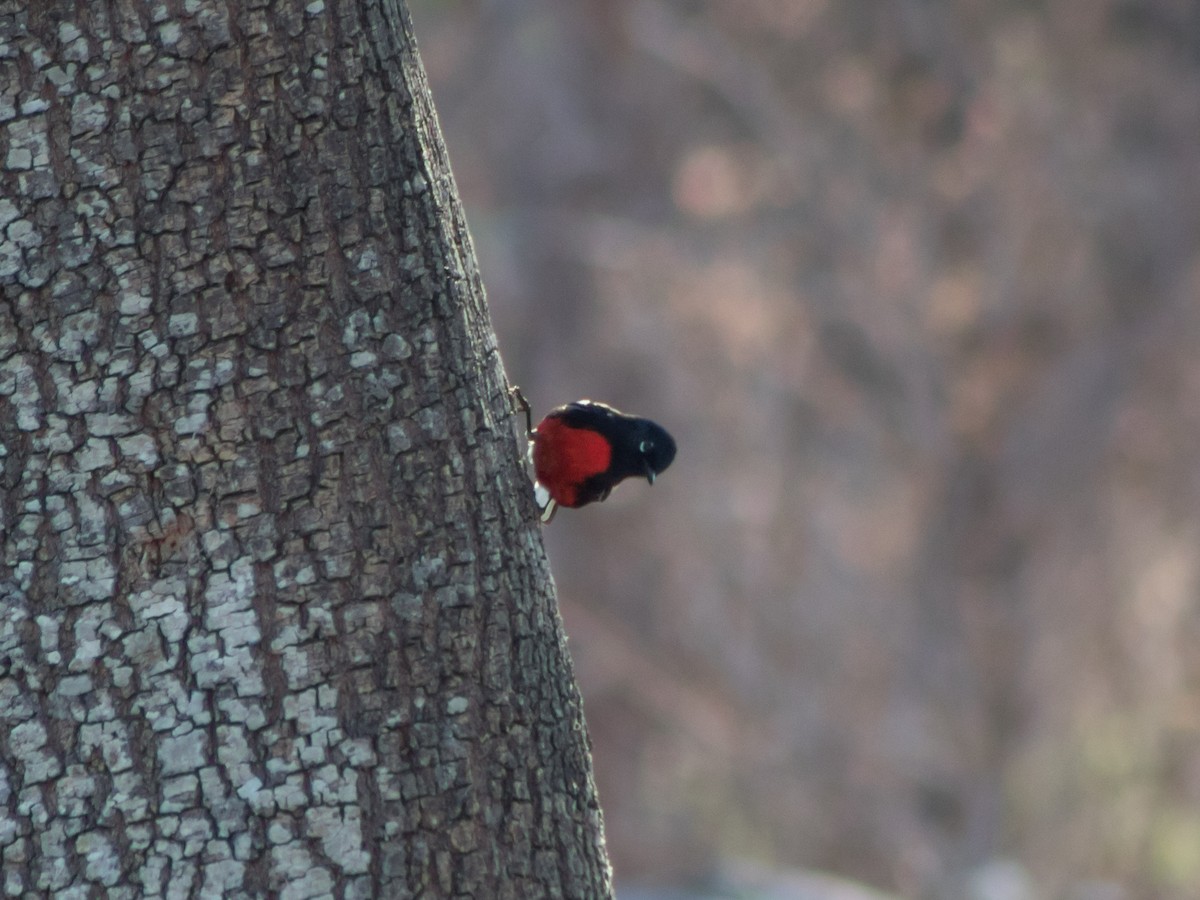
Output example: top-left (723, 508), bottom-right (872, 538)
top-left (639, 440), bottom-right (652, 453)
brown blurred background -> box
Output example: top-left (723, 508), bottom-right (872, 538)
top-left (409, 1), bottom-right (1200, 897)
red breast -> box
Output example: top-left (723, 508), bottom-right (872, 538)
top-left (531, 415), bottom-right (613, 508)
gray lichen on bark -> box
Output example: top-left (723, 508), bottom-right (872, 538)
top-left (0, 0), bottom-right (611, 896)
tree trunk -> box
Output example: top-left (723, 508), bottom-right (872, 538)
top-left (0, 1), bottom-right (612, 897)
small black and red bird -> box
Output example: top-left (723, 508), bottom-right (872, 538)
top-left (514, 392), bottom-right (676, 522)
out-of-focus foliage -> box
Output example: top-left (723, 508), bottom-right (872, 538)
top-left (411, 1), bottom-right (1200, 897)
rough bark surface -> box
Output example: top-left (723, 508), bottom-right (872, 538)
top-left (0, 0), bottom-right (611, 897)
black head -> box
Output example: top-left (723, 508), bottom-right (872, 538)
top-left (631, 417), bottom-right (676, 483)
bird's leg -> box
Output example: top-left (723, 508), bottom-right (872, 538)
top-left (509, 386), bottom-right (534, 435)
top-left (510, 386), bottom-right (555, 523)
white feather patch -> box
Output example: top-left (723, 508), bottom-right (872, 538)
top-left (533, 482), bottom-right (557, 523)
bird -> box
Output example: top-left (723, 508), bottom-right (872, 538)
top-left (511, 389), bottom-right (676, 522)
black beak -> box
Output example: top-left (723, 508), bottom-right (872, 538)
top-left (644, 460), bottom-right (657, 484)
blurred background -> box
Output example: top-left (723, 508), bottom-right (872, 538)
top-left (409, 1), bottom-right (1200, 898)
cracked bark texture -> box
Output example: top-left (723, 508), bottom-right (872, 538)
top-left (0, 0), bottom-right (612, 897)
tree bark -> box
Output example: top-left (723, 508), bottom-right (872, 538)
top-left (0, 1), bottom-right (612, 897)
